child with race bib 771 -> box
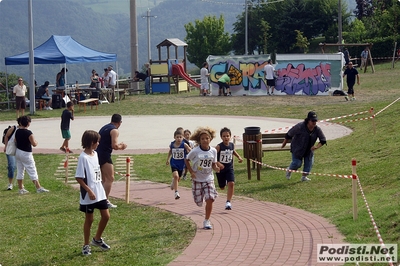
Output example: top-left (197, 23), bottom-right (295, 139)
top-left (215, 127), bottom-right (243, 210)
top-left (166, 130), bottom-right (191, 200)
top-left (185, 127), bottom-right (220, 230)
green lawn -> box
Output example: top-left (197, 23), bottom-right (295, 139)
top-left (1, 62), bottom-right (400, 265)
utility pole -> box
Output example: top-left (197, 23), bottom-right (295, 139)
top-left (142, 9), bottom-right (157, 62)
top-left (245, 0), bottom-right (248, 55)
top-left (130, 0), bottom-right (139, 91)
top-left (28, 0), bottom-right (36, 114)
top-left (338, 0), bottom-right (343, 51)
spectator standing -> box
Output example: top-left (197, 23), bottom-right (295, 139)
top-left (343, 48), bottom-right (350, 66)
top-left (13, 77), bottom-right (27, 118)
top-left (200, 62), bottom-right (210, 96)
top-left (60, 102), bottom-right (75, 152)
top-left (343, 62), bottom-right (360, 101)
top-left (144, 63), bottom-right (150, 95)
top-left (185, 127), bottom-right (220, 229)
top-left (263, 59), bottom-right (276, 95)
top-left (215, 127), bottom-right (243, 210)
top-left (56, 68), bottom-right (68, 89)
top-left (102, 68), bottom-right (110, 88)
top-left (282, 111), bottom-right (327, 182)
top-left (37, 81), bottom-right (53, 110)
top-left (107, 65), bottom-right (117, 102)
top-left (3, 124), bottom-right (18, 190)
top-left (15, 116), bottom-right (49, 194)
top-left (96, 114), bottom-right (127, 208)
top-left (75, 130), bottom-right (111, 256)
top-left (360, 47), bottom-right (368, 70)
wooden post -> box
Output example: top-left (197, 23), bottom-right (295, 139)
top-left (352, 158), bottom-right (358, 221)
top-left (369, 107), bottom-right (376, 134)
top-left (125, 157), bottom-right (131, 203)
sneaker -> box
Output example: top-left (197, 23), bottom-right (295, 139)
top-left (47, 106), bottom-right (53, 110)
top-left (37, 187), bottom-right (49, 193)
top-left (68, 149), bottom-right (73, 153)
top-left (7, 184), bottom-right (13, 190)
top-left (285, 168), bottom-right (291, 180)
top-left (203, 219), bottom-right (212, 229)
top-left (175, 191), bottom-right (180, 200)
top-left (60, 147), bottom-right (66, 152)
top-left (301, 176), bottom-right (311, 182)
top-left (225, 201), bottom-right (232, 210)
top-left (345, 96), bottom-right (349, 101)
top-left (203, 93), bottom-right (206, 96)
top-left (107, 201), bottom-right (117, 208)
top-left (351, 97), bottom-right (356, 101)
top-left (170, 179), bottom-right (174, 190)
top-left (82, 245), bottom-right (91, 255)
top-left (91, 238), bottom-right (110, 251)
top-left (267, 92), bottom-right (270, 95)
top-left (182, 174), bottom-right (187, 180)
top-left (270, 92), bottom-right (274, 95)
top-left (19, 188), bottom-right (29, 194)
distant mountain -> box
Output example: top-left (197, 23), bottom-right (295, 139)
top-left (0, 0), bottom-right (357, 85)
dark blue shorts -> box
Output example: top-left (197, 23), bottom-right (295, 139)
top-left (171, 167), bottom-right (183, 177)
top-left (98, 153), bottom-right (113, 166)
top-left (79, 199), bottom-right (108, 213)
top-left (216, 168), bottom-right (235, 189)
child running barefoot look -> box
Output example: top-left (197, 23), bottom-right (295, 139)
top-left (215, 127), bottom-right (243, 210)
top-left (75, 130), bottom-right (110, 256)
top-left (185, 127), bottom-right (220, 229)
top-left (166, 130), bottom-right (191, 199)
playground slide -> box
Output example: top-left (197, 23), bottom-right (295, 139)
top-left (172, 64), bottom-right (201, 89)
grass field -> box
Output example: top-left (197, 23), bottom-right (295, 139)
top-left (0, 62), bottom-right (399, 265)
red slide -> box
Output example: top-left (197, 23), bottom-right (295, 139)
top-left (172, 64), bottom-right (201, 88)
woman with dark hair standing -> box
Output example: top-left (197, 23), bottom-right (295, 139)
top-left (15, 116), bottom-right (49, 194)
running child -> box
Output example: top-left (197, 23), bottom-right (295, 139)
top-left (215, 127), bottom-right (243, 210)
top-left (75, 130), bottom-right (110, 256)
top-left (182, 129), bottom-right (195, 180)
top-left (166, 130), bottom-right (191, 199)
top-left (185, 127), bottom-right (220, 229)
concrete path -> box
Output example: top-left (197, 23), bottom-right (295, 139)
top-left (1, 115), bottom-right (350, 265)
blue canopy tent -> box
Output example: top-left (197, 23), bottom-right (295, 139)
top-left (4, 35), bottom-right (117, 109)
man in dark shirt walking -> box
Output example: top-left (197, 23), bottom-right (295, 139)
top-left (343, 62), bottom-right (360, 101)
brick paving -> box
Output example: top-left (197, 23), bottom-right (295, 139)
top-left (110, 181), bottom-right (345, 266)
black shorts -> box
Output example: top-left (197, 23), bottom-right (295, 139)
top-left (266, 79), bottom-right (275, 87)
top-left (171, 167), bottom-right (183, 177)
top-left (79, 199), bottom-right (108, 213)
top-left (216, 168), bottom-right (235, 189)
top-left (98, 153), bottom-right (113, 166)
top-left (218, 81), bottom-right (230, 89)
top-left (16, 96), bottom-right (26, 110)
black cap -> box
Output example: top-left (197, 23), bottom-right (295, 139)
top-left (307, 111), bottom-right (318, 121)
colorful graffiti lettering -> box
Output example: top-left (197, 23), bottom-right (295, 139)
top-left (208, 57), bottom-right (332, 95)
top-left (275, 63), bottom-right (331, 95)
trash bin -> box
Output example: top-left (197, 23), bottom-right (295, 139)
top-left (243, 126), bottom-right (262, 180)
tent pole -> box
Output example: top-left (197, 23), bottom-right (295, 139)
top-left (28, 0), bottom-right (36, 115)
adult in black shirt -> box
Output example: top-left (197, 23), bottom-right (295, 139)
top-left (134, 71), bottom-right (147, 81)
top-left (343, 62), bottom-right (360, 101)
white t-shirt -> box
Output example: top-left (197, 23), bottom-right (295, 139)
top-left (186, 146), bottom-right (217, 182)
top-left (264, 64), bottom-right (275, 80)
top-left (200, 67), bottom-right (209, 84)
top-left (109, 70), bottom-right (117, 86)
top-left (13, 84), bottom-right (27, 97)
top-left (75, 151), bottom-right (106, 205)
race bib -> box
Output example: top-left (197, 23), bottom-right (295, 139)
top-left (172, 148), bottom-right (185, 160)
top-left (220, 150), bottom-right (233, 163)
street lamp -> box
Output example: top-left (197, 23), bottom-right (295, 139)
top-left (142, 9), bottom-right (157, 62)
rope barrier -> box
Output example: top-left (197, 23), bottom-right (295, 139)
top-left (356, 177), bottom-right (394, 266)
top-left (249, 158), bottom-right (352, 179)
top-left (374, 96), bottom-right (400, 117)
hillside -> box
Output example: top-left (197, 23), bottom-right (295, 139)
top-left (0, 0), bottom-right (356, 84)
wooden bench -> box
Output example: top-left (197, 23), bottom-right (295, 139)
top-left (261, 133), bottom-right (291, 153)
top-left (78, 98), bottom-right (98, 113)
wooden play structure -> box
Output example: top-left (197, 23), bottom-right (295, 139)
top-left (319, 42), bottom-right (375, 73)
top-left (149, 38), bottom-right (200, 94)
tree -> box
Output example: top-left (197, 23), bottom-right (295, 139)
top-left (293, 30), bottom-right (310, 53)
top-left (184, 15), bottom-right (231, 68)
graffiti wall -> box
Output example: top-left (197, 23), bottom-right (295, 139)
top-left (207, 54), bottom-right (343, 96)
